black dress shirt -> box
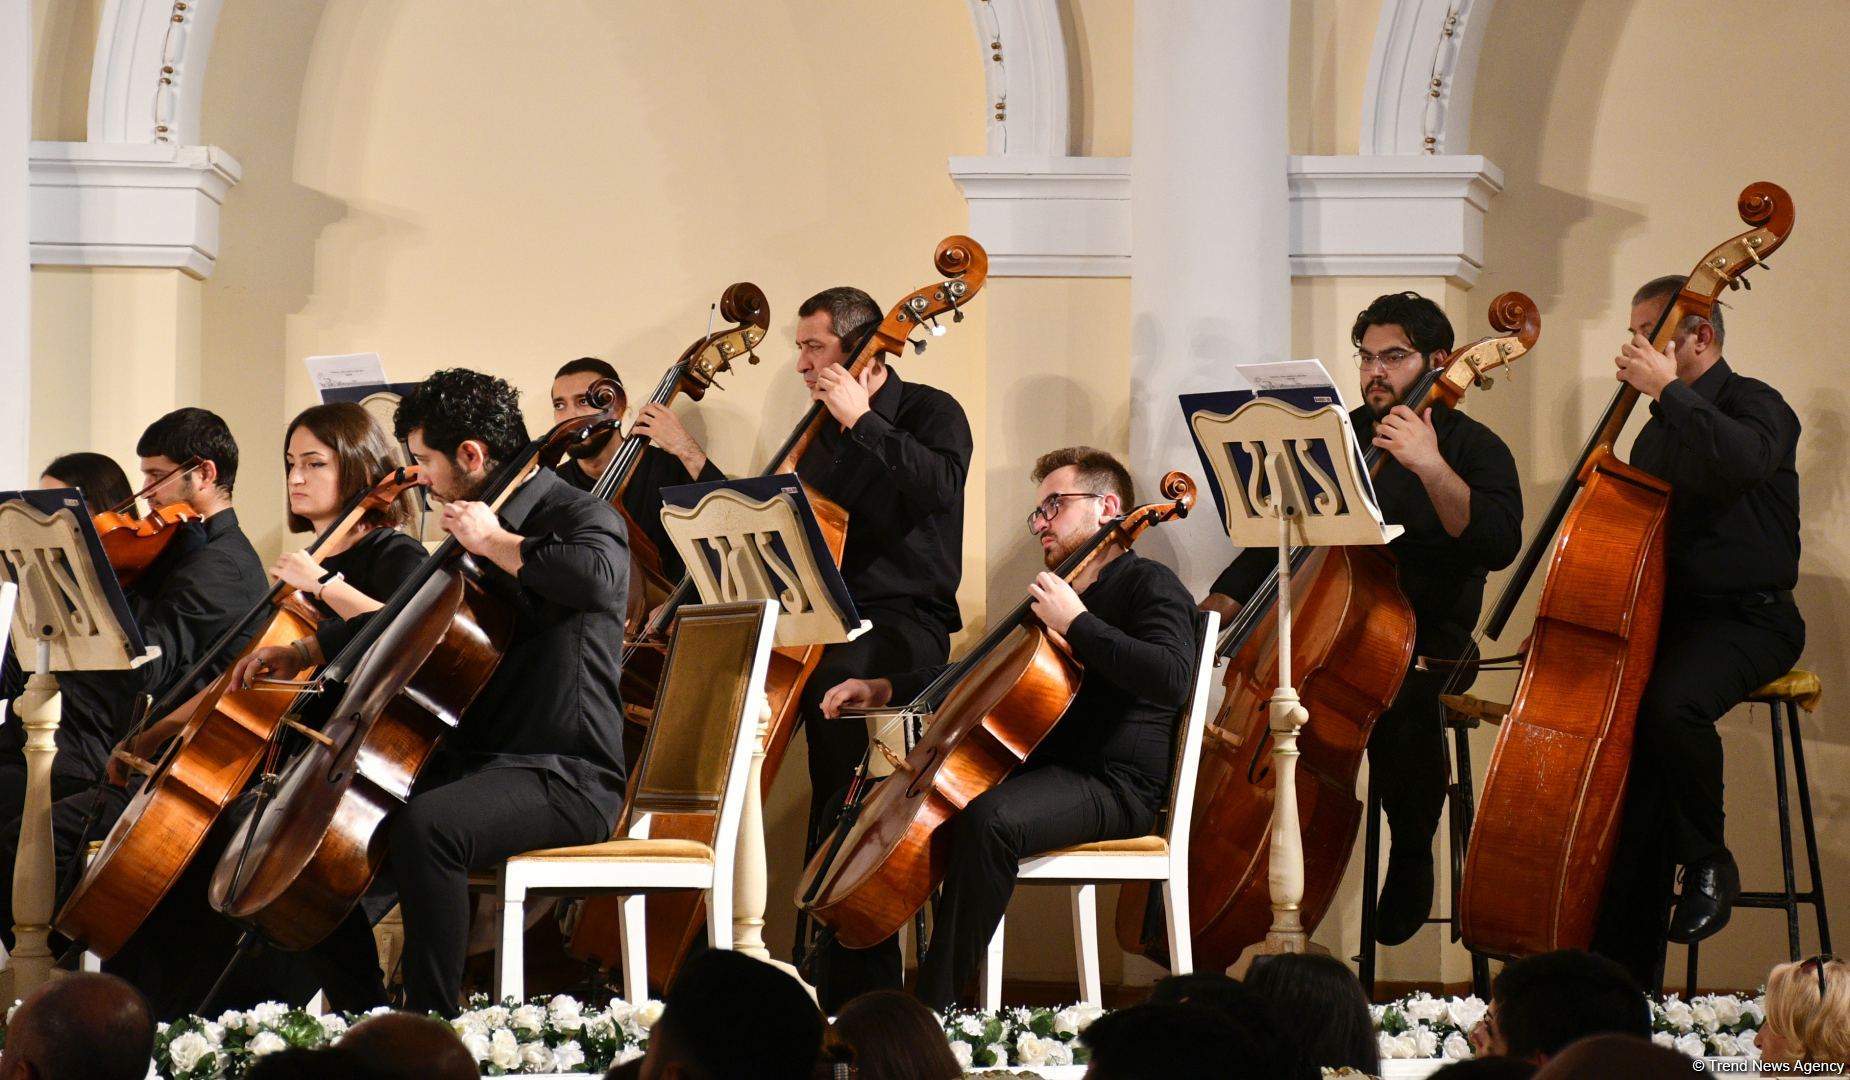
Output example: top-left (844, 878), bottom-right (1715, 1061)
top-left (315, 469), bottom-right (632, 827)
top-left (1, 509), bottom-right (267, 781)
top-left (309, 528), bottom-right (430, 619)
top-left (794, 366), bottom-right (972, 636)
top-left (1211, 403), bottom-right (1523, 651)
top-left (1628, 358), bottom-right (1801, 596)
top-left (556, 445), bottom-right (724, 583)
top-left (888, 551), bottom-right (1199, 815)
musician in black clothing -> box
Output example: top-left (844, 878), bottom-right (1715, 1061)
top-left (236, 369), bottom-right (630, 1015)
top-left (1202, 292), bottom-right (1522, 946)
top-left (548, 356), bottom-right (723, 582)
top-left (1592, 276), bottom-right (1804, 988)
top-left (822, 447), bottom-right (1197, 1009)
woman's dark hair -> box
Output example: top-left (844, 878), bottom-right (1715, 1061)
top-left (392, 368), bottom-right (529, 469)
top-left (1244, 953), bottom-right (1380, 1076)
top-left (1352, 290), bottom-right (1455, 358)
top-left (136, 407), bottom-right (241, 493)
top-left (283, 402), bottom-right (414, 533)
top-left (827, 991), bottom-right (961, 1080)
top-left (41, 452), bottom-right (133, 513)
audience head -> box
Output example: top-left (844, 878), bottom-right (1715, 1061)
top-left (338, 1011), bottom-right (478, 1080)
top-left (137, 407), bottom-right (241, 512)
top-left (1488, 950), bottom-right (1649, 1063)
top-left (1079, 1002), bottom-right (1251, 1080)
top-left (0, 972), bottom-right (155, 1080)
top-left (1760, 954), bottom-right (1850, 1064)
top-left (244, 1047), bottom-right (381, 1080)
top-left (1429, 1058), bottom-right (1538, 1079)
top-left (825, 991), bottom-right (959, 1080)
top-left (1245, 952), bottom-right (1380, 1076)
top-left (641, 951), bottom-right (823, 1080)
top-left (283, 401), bottom-right (415, 532)
top-left (39, 451), bottom-right (133, 513)
top-left (1529, 1033), bottom-right (1693, 1079)
top-left (1140, 973), bottom-right (1304, 1077)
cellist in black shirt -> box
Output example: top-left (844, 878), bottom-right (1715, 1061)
top-left (1203, 292), bottom-right (1523, 946)
top-left (821, 447), bottom-right (1197, 1009)
top-left (1592, 276), bottom-right (1804, 988)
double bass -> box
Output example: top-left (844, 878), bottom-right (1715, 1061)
top-left (58, 464), bottom-right (426, 957)
top-left (598, 282), bottom-right (769, 729)
top-left (800, 473), bottom-right (1196, 948)
top-left (1458, 182), bottom-right (1795, 958)
top-left (204, 405), bottom-right (619, 948)
top-left (1118, 294), bottom-right (1540, 970)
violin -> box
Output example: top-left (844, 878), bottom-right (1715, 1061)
top-left (799, 473), bottom-right (1196, 949)
top-left (93, 457), bottom-right (208, 588)
top-left (1457, 183), bottom-right (1795, 958)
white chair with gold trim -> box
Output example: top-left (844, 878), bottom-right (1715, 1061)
top-left (977, 611), bottom-right (1217, 1010)
top-left (492, 599), bottom-right (777, 1003)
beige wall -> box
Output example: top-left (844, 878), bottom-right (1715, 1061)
top-left (25, 0), bottom-right (1848, 999)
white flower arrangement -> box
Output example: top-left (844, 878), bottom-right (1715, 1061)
top-left (1367, 990), bottom-right (1767, 1066)
top-left (936, 1002), bottom-right (1102, 1069)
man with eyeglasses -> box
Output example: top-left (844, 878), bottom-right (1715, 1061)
top-left (822, 446), bottom-right (1197, 1008)
top-left (1591, 275), bottom-right (1804, 991)
top-left (1199, 291), bottom-right (1523, 947)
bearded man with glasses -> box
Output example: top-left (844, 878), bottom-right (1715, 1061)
top-left (1199, 291), bottom-right (1524, 947)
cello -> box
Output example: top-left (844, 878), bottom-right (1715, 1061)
top-left (204, 405), bottom-right (619, 949)
top-left (599, 281), bottom-right (769, 729)
top-left (1118, 294), bottom-right (1540, 970)
top-left (799, 473), bottom-right (1196, 949)
top-left (1457, 182), bottom-right (1795, 958)
top-left (58, 464), bottom-right (426, 958)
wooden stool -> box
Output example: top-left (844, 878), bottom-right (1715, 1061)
top-left (1684, 669), bottom-right (1832, 997)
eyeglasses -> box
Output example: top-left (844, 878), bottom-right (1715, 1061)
top-left (1805, 954), bottom-right (1841, 999)
top-left (1353, 347), bottom-right (1423, 370)
top-left (1026, 492), bottom-right (1103, 532)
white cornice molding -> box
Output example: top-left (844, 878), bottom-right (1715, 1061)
top-left (1361, 0), bottom-right (1497, 155)
top-left (89, 0), bottom-right (223, 145)
top-left (950, 155), bottom-right (1130, 277)
top-left (29, 141), bottom-right (243, 279)
top-left (965, 0), bottom-right (1072, 156)
top-left (949, 154), bottom-right (1502, 284)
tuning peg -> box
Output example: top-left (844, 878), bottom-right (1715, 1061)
top-left (924, 315), bottom-right (947, 338)
top-left (746, 348), bottom-right (761, 365)
top-left (910, 338), bottom-right (928, 355)
top-left (952, 308), bottom-right (965, 323)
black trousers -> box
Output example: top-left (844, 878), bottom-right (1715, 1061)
top-left (1368, 628), bottom-right (1470, 865)
top-left (1591, 598), bottom-right (1803, 989)
top-left (312, 765), bottom-right (608, 1016)
top-left (913, 764), bottom-right (1153, 1010)
top-left (799, 611), bottom-right (949, 1013)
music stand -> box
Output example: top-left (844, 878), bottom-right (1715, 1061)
top-left (1189, 398), bottom-right (1399, 955)
top-left (0, 490), bottom-right (156, 994)
top-left (658, 474), bottom-right (863, 993)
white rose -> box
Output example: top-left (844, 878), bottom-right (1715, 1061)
top-left (1405, 994), bottom-right (1447, 1024)
top-left (959, 1015), bottom-right (987, 1037)
top-left (203, 1022), bottom-right (226, 1045)
top-left (553, 1040), bottom-right (585, 1072)
top-left (216, 1010), bottom-right (244, 1031)
top-left (615, 1044), bottom-right (645, 1066)
top-left (249, 1031), bottom-right (287, 1057)
top-left (1691, 1001), bottom-right (1719, 1029)
top-left (1412, 1026), bottom-right (1440, 1057)
top-left (948, 1041), bottom-right (973, 1070)
top-left (319, 1014), bottom-right (348, 1039)
top-left (1652, 1032), bottom-right (1676, 1049)
top-left (489, 1028), bottom-right (521, 1071)
top-left (636, 1000), bottom-right (665, 1030)
top-left (1442, 1033), bottom-right (1472, 1060)
top-left (461, 1031), bottom-right (491, 1062)
top-left (1743, 999), bottom-right (1765, 1026)
top-left (1709, 1033), bottom-right (1741, 1057)
top-left (1673, 1032), bottom-right (1706, 1058)
top-left (1444, 997), bottom-right (1488, 1031)
top-left (1710, 995), bottom-right (1744, 1027)
top-left (548, 994), bottom-right (582, 1020)
top-left (167, 1032), bottom-right (212, 1074)
top-left (482, 1006), bottom-right (511, 1029)
top-left (250, 1002), bottom-right (288, 1027)
top-left (1015, 1033), bottom-right (1050, 1067)
top-left (1378, 1032), bottom-right (1419, 1059)
top-left (1044, 1040), bottom-right (1074, 1067)
top-left (1662, 999), bottom-right (1695, 1029)
top-left (1068, 1003), bottom-right (1104, 1031)
top-left (1739, 1028), bottom-right (1760, 1059)
top-left (510, 1004), bottom-right (546, 1033)
top-left (985, 1041), bottom-right (1012, 1066)
top-left (519, 1042), bottom-right (554, 1072)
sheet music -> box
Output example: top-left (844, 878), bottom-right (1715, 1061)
top-left (305, 353), bottom-right (389, 397)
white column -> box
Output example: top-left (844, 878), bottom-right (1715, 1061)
top-left (1129, 1), bottom-right (1291, 592)
top-left (1, 0), bottom-right (31, 486)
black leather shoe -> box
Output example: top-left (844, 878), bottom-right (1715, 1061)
top-left (1375, 848), bottom-right (1435, 946)
top-left (1667, 851), bottom-right (1740, 944)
